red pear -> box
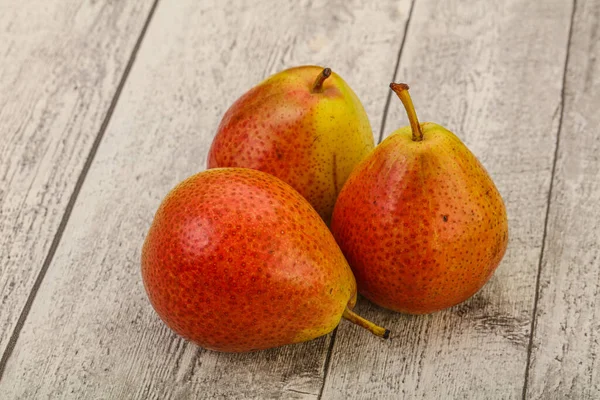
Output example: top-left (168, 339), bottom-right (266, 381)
top-left (142, 168), bottom-right (388, 352)
top-left (331, 84), bottom-right (509, 314)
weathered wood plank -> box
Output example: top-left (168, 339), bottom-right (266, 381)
top-left (0, 0), bottom-right (155, 358)
top-left (322, 0), bottom-right (573, 398)
top-left (525, 0), bottom-right (599, 398)
top-left (0, 0), bottom-right (412, 398)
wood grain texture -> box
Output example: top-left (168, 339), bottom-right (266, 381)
top-left (525, 0), bottom-right (600, 398)
top-left (0, 0), bottom-right (412, 398)
top-left (0, 0), bottom-right (155, 358)
top-left (321, 0), bottom-right (573, 398)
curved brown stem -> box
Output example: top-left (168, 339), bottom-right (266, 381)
top-left (312, 68), bottom-right (332, 93)
top-left (342, 307), bottom-right (390, 339)
top-left (390, 83), bottom-right (423, 142)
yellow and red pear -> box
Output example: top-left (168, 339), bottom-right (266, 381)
top-left (331, 84), bottom-right (509, 314)
top-left (207, 66), bottom-right (374, 224)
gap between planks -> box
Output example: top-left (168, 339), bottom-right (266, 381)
top-left (377, 0), bottom-right (418, 144)
top-left (521, 0), bottom-right (578, 399)
top-left (0, 0), bottom-right (162, 382)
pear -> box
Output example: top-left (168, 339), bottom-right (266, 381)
top-left (207, 66), bottom-right (374, 224)
top-left (141, 168), bottom-right (388, 352)
top-left (330, 83), bottom-right (509, 314)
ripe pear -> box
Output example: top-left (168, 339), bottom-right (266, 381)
top-left (207, 66), bottom-right (374, 224)
top-left (141, 168), bottom-right (388, 352)
top-left (331, 83), bottom-right (509, 314)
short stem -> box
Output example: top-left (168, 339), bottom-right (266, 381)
top-left (342, 306), bottom-right (390, 339)
top-left (390, 83), bottom-right (423, 142)
top-left (311, 68), bottom-right (332, 93)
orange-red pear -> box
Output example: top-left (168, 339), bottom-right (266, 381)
top-left (142, 168), bottom-right (388, 352)
top-left (331, 84), bottom-right (509, 314)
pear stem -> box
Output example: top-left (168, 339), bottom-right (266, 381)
top-left (342, 307), bottom-right (390, 339)
top-left (390, 83), bottom-right (423, 142)
top-left (311, 68), bottom-right (332, 93)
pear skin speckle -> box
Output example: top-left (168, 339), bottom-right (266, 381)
top-left (142, 168), bottom-right (357, 352)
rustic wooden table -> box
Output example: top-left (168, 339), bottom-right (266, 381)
top-left (0, 0), bottom-right (597, 399)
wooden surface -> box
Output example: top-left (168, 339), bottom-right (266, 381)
top-left (0, 0), bottom-right (597, 399)
top-left (526, 0), bottom-right (600, 398)
top-left (0, 0), bottom-right (156, 359)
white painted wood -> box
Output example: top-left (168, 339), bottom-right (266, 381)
top-left (0, 0), bottom-right (412, 398)
top-left (526, 0), bottom-right (600, 398)
top-left (0, 0), bottom-right (155, 357)
top-left (322, 0), bottom-right (574, 398)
